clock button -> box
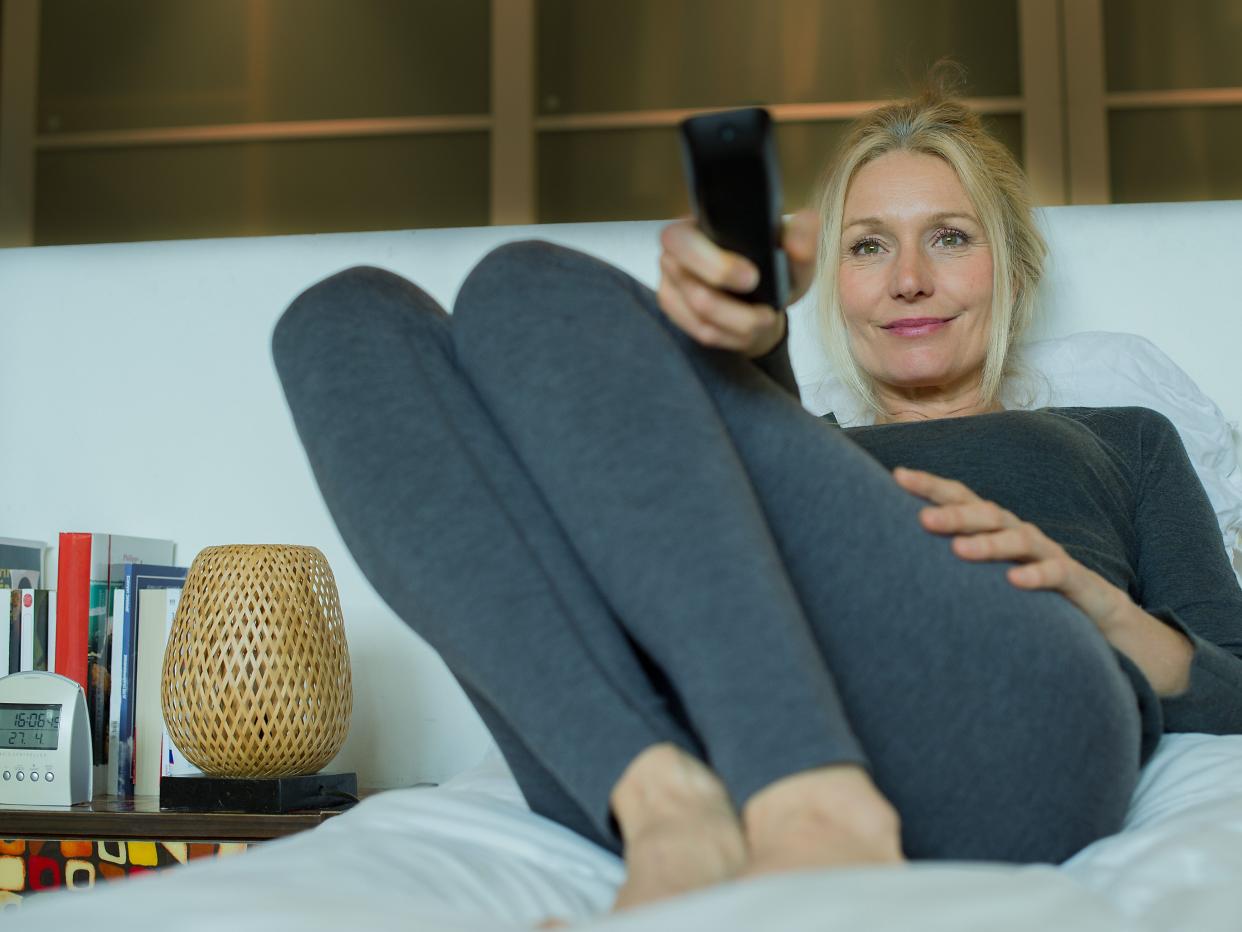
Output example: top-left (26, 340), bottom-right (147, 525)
top-left (46, 771), bottom-right (54, 782)
top-left (1, 771), bottom-right (9, 781)
top-left (30, 771), bottom-right (40, 782)
top-left (15, 771), bottom-right (24, 781)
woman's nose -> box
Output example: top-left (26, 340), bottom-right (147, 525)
top-left (889, 247), bottom-right (934, 301)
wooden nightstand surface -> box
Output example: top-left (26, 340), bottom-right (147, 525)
top-left (0, 791), bottom-right (378, 842)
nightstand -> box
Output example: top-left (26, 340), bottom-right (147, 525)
top-left (0, 791), bottom-right (373, 909)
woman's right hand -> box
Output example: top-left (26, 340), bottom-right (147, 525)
top-left (656, 208), bottom-right (821, 358)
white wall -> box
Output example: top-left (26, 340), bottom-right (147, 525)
top-left (0, 220), bottom-right (670, 788)
top-left (3, 202), bottom-right (1241, 788)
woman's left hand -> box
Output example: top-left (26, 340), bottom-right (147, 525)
top-left (892, 466), bottom-right (1131, 634)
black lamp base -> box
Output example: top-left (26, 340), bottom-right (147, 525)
top-left (159, 771), bottom-right (359, 813)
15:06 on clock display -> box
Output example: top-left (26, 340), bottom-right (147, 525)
top-left (2, 703), bottom-right (62, 749)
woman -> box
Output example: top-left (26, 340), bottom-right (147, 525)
top-left (271, 82), bottom-right (1242, 920)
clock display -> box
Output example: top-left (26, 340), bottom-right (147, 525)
top-left (0, 702), bottom-right (62, 750)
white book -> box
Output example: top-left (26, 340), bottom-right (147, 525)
top-left (47, 590), bottom-right (56, 673)
top-left (0, 588), bottom-right (10, 675)
top-left (18, 588), bottom-right (34, 671)
top-left (135, 587), bottom-right (175, 796)
top-left (161, 588), bottom-right (201, 778)
top-left (106, 586), bottom-right (126, 796)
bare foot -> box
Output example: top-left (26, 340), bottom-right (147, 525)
top-left (608, 743), bottom-right (748, 912)
top-left (738, 764), bottom-right (906, 880)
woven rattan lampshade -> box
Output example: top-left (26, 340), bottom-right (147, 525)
top-left (161, 544), bottom-right (352, 778)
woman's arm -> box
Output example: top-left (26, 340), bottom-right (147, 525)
top-left (1089, 599), bottom-right (1193, 696)
top-left (1129, 407), bottom-right (1242, 731)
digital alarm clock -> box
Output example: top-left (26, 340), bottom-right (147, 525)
top-left (0, 671), bottom-right (93, 806)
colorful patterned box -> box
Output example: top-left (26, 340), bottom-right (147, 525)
top-left (0, 837), bottom-right (250, 909)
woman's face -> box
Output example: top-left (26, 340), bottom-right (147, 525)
top-left (837, 150), bottom-right (995, 412)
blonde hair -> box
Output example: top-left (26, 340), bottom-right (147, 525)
top-left (814, 69), bottom-right (1046, 422)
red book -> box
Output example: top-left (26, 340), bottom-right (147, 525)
top-left (54, 532), bottom-right (92, 691)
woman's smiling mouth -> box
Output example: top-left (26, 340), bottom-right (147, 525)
top-left (881, 316), bottom-right (958, 337)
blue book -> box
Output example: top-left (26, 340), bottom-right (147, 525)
top-left (116, 562), bottom-right (187, 796)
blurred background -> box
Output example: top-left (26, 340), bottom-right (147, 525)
top-left (1, 0), bottom-right (1240, 248)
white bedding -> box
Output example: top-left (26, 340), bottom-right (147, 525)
top-left (17, 733), bottom-right (1242, 930)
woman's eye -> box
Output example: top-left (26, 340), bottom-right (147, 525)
top-left (850, 238), bottom-right (883, 257)
top-left (933, 228), bottom-right (970, 248)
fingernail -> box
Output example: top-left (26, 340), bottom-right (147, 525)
top-left (1009, 567), bottom-right (1034, 585)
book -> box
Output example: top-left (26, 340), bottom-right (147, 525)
top-left (47, 590), bottom-right (57, 673)
top-left (5, 590), bottom-right (17, 674)
top-left (0, 588), bottom-right (10, 674)
top-left (31, 590), bottom-right (50, 671)
top-left (88, 580), bottom-right (121, 786)
top-left (135, 587), bottom-right (180, 796)
top-left (116, 562), bottom-right (188, 796)
top-left (55, 533), bottom-right (176, 791)
top-left (0, 536), bottom-right (43, 590)
top-left (107, 586), bottom-right (126, 795)
top-left (160, 587), bottom-right (201, 779)
top-left (18, 589), bottom-right (34, 670)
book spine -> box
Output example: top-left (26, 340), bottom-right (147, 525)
top-left (7, 591), bottom-right (18, 675)
top-left (161, 588), bottom-right (200, 778)
top-left (88, 581), bottom-right (117, 787)
top-left (18, 589), bottom-right (34, 670)
top-left (33, 590), bottom-right (50, 671)
top-left (107, 586), bottom-right (125, 795)
top-left (0, 588), bottom-right (9, 674)
top-left (117, 565), bottom-right (137, 796)
top-left (54, 532), bottom-right (93, 691)
top-left (134, 588), bottom-right (167, 796)
top-left (47, 590), bottom-right (57, 674)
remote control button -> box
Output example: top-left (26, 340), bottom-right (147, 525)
top-left (46, 771), bottom-right (54, 782)
top-left (2, 771), bottom-right (9, 781)
top-left (15, 771), bottom-right (24, 781)
top-left (30, 771), bottom-right (39, 782)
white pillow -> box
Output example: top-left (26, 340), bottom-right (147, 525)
top-left (798, 331), bottom-right (1242, 567)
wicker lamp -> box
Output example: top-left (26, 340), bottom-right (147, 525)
top-left (159, 545), bottom-right (354, 810)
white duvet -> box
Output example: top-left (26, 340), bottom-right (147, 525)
top-left (16, 733), bottom-right (1242, 930)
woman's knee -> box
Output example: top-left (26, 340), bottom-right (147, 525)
top-left (452, 239), bottom-right (661, 356)
top-left (275, 265), bottom-right (445, 353)
top-left (456, 240), bottom-right (627, 311)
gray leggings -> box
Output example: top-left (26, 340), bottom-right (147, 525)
top-left (271, 240), bottom-right (1159, 864)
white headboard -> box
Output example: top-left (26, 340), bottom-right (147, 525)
top-left (2, 199), bottom-right (1240, 787)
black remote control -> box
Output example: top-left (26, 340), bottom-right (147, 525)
top-left (678, 107), bottom-right (790, 310)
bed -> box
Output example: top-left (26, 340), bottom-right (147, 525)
top-left (15, 735), bottom-right (1242, 929)
top-left (8, 200), bottom-right (1242, 929)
